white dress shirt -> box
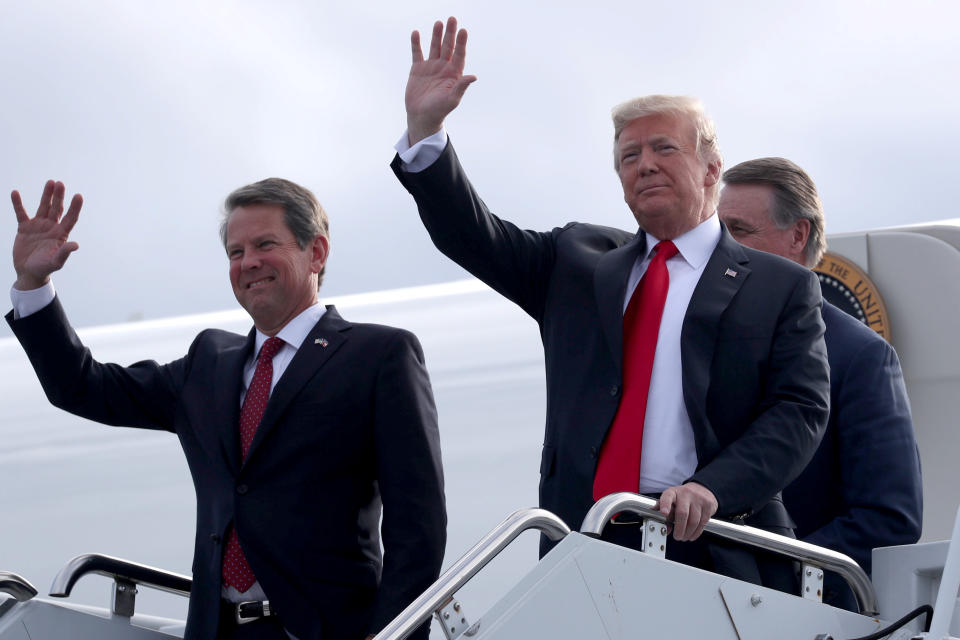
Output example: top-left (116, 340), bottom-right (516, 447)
top-left (221, 304), bottom-right (325, 627)
top-left (9, 280), bottom-right (57, 319)
top-left (395, 129), bottom-right (448, 172)
top-left (395, 129), bottom-right (722, 492)
top-left (625, 217), bottom-right (721, 492)
top-left (241, 303), bottom-right (327, 402)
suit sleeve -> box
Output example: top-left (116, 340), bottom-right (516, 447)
top-left (690, 269), bottom-right (831, 518)
top-left (392, 139), bottom-right (563, 322)
top-left (6, 296), bottom-right (186, 432)
top-left (367, 329), bottom-right (446, 638)
top-left (803, 338), bottom-right (923, 571)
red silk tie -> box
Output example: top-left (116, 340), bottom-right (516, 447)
top-left (593, 240), bottom-right (678, 500)
top-left (222, 336), bottom-right (285, 592)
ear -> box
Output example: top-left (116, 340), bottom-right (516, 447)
top-left (310, 235), bottom-right (329, 274)
top-left (703, 158), bottom-right (722, 188)
top-left (791, 219), bottom-right (811, 252)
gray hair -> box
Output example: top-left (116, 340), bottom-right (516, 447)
top-left (611, 95), bottom-right (722, 170)
top-left (221, 177), bottom-right (330, 287)
top-left (722, 157), bottom-right (826, 267)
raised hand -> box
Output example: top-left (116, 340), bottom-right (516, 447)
top-left (406, 16), bottom-right (477, 145)
top-left (11, 180), bottom-right (83, 290)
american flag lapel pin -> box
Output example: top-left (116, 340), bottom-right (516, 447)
top-left (724, 268), bottom-right (738, 278)
top-left (315, 338), bottom-right (329, 347)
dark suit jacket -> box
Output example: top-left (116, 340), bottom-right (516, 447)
top-left (784, 301), bottom-right (922, 609)
top-left (7, 299), bottom-right (445, 640)
top-left (392, 140), bottom-right (829, 551)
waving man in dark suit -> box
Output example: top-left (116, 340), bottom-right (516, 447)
top-left (391, 17), bottom-right (830, 590)
top-left (7, 178), bottom-right (445, 640)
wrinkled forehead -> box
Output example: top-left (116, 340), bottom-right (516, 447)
top-left (224, 203), bottom-right (290, 243)
top-left (718, 183), bottom-right (777, 219)
top-left (618, 112), bottom-right (698, 147)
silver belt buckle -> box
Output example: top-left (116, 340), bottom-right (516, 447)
top-left (236, 600), bottom-right (271, 624)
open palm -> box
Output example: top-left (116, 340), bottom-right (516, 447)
top-left (405, 17), bottom-right (477, 144)
top-left (11, 180), bottom-right (82, 290)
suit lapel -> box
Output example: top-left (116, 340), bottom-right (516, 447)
top-left (681, 227), bottom-right (751, 453)
top-left (243, 306), bottom-right (350, 466)
top-left (594, 232), bottom-right (646, 373)
top-left (215, 330), bottom-right (255, 476)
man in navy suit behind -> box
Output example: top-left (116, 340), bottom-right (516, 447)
top-left (718, 157), bottom-right (923, 610)
top-left (7, 178), bottom-right (445, 639)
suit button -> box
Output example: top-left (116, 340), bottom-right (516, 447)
top-left (590, 447), bottom-right (598, 459)
top-left (236, 484), bottom-right (248, 495)
top-left (609, 385), bottom-right (619, 396)
top-left (210, 534), bottom-right (221, 544)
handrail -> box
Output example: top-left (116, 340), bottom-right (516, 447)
top-left (375, 508), bottom-right (571, 640)
top-left (927, 507), bottom-right (960, 639)
top-left (0, 571), bottom-right (38, 602)
top-left (580, 493), bottom-right (878, 616)
top-left (49, 553), bottom-right (192, 599)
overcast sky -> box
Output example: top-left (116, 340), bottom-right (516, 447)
top-left (2, 1), bottom-right (957, 334)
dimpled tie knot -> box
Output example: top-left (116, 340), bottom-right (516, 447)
top-left (593, 240), bottom-right (679, 500)
top-left (222, 335), bottom-right (284, 592)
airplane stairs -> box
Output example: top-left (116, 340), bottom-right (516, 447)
top-left (377, 493), bottom-right (960, 640)
top-left (2, 493), bottom-right (958, 639)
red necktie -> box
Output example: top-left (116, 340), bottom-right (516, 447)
top-left (593, 240), bottom-right (678, 500)
top-left (222, 336), bottom-right (285, 592)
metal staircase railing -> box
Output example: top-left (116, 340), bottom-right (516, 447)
top-left (374, 508), bottom-right (571, 640)
top-left (49, 553), bottom-right (191, 618)
top-left (580, 492), bottom-right (879, 615)
top-left (0, 571), bottom-right (38, 602)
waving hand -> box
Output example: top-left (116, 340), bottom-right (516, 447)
top-left (406, 16), bottom-right (477, 145)
top-left (11, 180), bottom-right (82, 290)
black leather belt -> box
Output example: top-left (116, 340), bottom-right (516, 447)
top-left (222, 599), bottom-right (275, 625)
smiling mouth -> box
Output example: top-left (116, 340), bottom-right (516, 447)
top-left (246, 277), bottom-right (275, 289)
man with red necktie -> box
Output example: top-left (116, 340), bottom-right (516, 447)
top-left (392, 17), bottom-right (829, 589)
top-left (7, 178), bottom-right (445, 639)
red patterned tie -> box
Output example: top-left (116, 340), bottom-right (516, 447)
top-left (222, 336), bottom-right (285, 592)
top-left (594, 240), bottom-right (678, 500)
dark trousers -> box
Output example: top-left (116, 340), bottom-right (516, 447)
top-left (600, 520), bottom-right (800, 595)
top-left (218, 600), bottom-right (290, 640)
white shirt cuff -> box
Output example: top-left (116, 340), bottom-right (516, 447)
top-left (394, 129), bottom-right (448, 173)
top-left (10, 281), bottom-right (56, 319)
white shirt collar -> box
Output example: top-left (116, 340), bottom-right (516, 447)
top-left (641, 212), bottom-right (721, 269)
top-left (252, 302), bottom-right (327, 354)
